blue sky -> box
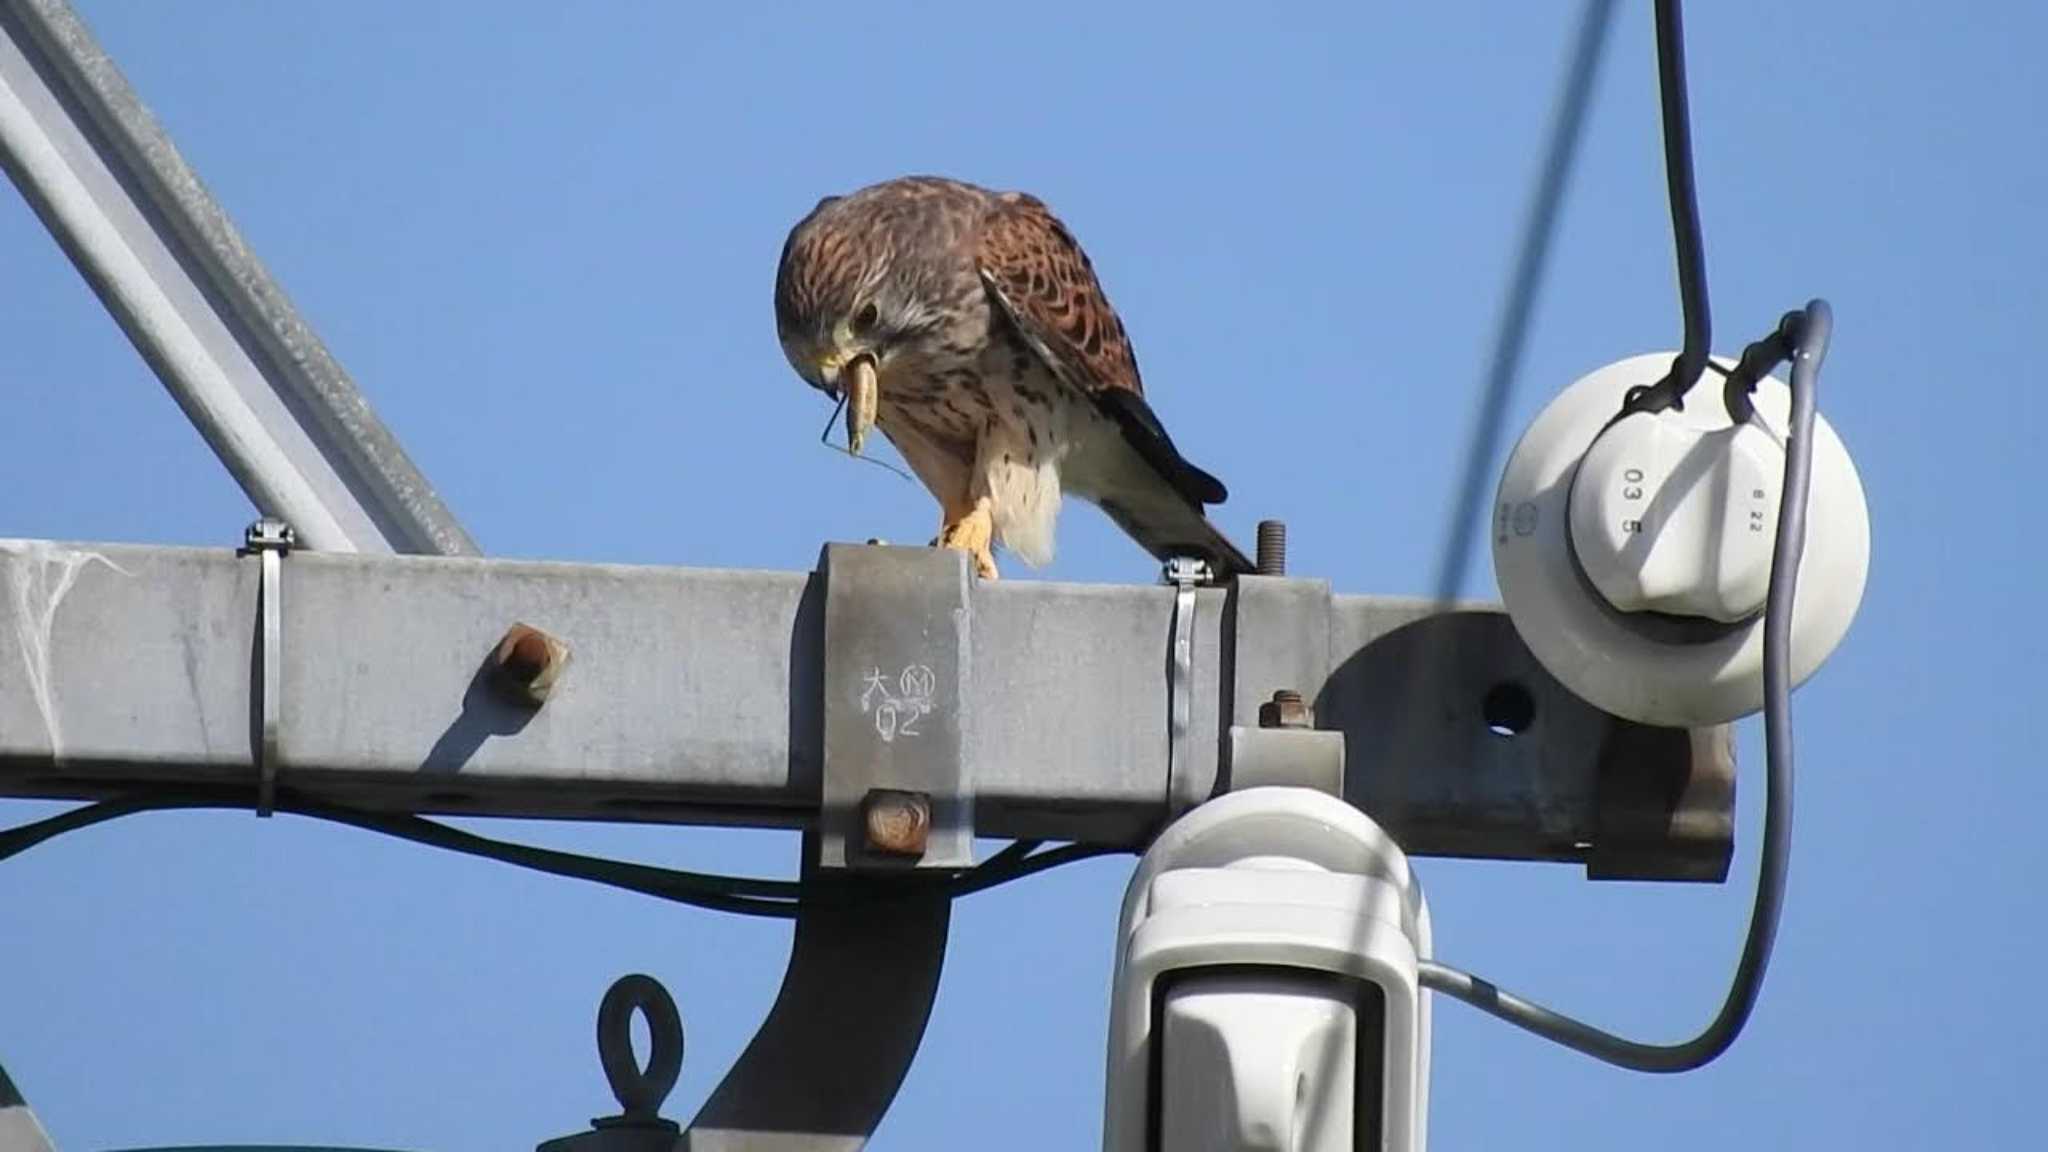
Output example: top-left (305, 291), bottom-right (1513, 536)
top-left (1, 1), bottom-right (2041, 1148)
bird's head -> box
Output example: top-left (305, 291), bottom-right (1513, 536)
top-left (773, 187), bottom-right (954, 397)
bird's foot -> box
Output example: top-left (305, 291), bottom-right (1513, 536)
top-left (938, 498), bottom-right (999, 580)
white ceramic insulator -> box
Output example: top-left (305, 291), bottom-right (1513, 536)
top-left (1568, 410), bottom-right (1783, 622)
top-left (1493, 352), bottom-right (1871, 727)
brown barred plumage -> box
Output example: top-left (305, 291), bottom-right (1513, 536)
top-left (775, 176), bottom-right (1249, 578)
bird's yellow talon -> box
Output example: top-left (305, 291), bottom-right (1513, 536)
top-left (938, 498), bottom-right (999, 580)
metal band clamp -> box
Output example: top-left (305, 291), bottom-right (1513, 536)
top-left (240, 518), bottom-right (294, 816)
top-left (1162, 557), bottom-right (1211, 812)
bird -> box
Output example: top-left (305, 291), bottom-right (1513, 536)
top-left (773, 175), bottom-right (1251, 581)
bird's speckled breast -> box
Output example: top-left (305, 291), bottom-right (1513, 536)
top-left (879, 320), bottom-right (1094, 470)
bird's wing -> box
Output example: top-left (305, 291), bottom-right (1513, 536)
top-left (975, 192), bottom-right (1230, 509)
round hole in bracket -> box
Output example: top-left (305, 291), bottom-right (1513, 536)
top-left (1482, 681), bottom-right (1536, 738)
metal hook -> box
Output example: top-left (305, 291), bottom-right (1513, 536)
top-left (598, 974), bottom-right (685, 1120)
top-left (538, 973), bottom-right (685, 1152)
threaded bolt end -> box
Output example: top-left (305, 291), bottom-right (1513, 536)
top-left (1256, 519), bottom-right (1287, 576)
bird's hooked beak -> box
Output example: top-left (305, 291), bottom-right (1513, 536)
top-left (812, 328), bottom-right (880, 400)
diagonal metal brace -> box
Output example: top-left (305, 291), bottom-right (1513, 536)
top-left (0, 0), bottom-right (476, 556)
top-left (684, 546), bottom-right (960, 1148)
top-left (685, 831), bottom-right (950, 1152)
top-left (0, 1060), bottom-right (57, 1152)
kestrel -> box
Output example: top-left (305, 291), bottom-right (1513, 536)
top-left (774, 176), bottom-right (1251, 580)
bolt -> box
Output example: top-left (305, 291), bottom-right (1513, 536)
top-left (1258, 688), bottom-right (1312, 730)
top-left (490, 622), bottom-right (570, 706)
top-left (240, 517), bottom-right (295, 554)
top-left (861, 789), bottom-right (931, 857)
top-left (1256, 520), bottom-right (1287, 576)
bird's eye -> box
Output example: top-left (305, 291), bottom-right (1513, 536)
top-left (852, 301), bottom-right (881, 334)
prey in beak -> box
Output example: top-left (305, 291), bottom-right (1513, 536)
top-left (842, 353), bottom-right (878, 456)
top-left (811, 350), bottom-right (910, 482)
top-left (810, 345), bottom-right (881, 456)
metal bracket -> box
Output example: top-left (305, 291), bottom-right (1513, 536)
top-left (685, 830), bottom-right (951, 1151)
top-left (1221, 572), bottom-right (1341, 798)
top-left (1223, 725), bottom-right (1346, 797)
top-left (817, 544), bottom-right (973, 870)
top-left (240, 517), bottom-right (294, 816)
top-left (1162, 557), bottom-right (1211, 816)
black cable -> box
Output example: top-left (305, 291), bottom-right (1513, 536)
top-left (972, 838), bottom-right (1043, 873)
top-left (0, 793), bottom-right (1119, 918)
top-left (1621, 0), bottom-right (1714, 418)
top-left (1419, 300), bottom-right (1831, 1071)
top-left (305, 802), bottom-right (807, 919)
top-left (0, 793), bottom-right (807, 917)
top-left (1434, 0), bottom-right (1617, 601)
top-left (944, 842), bottom-right (1123, 896)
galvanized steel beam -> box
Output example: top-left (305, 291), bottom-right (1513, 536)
top-left (0, 537), bottom-right (1732, 880)
top-left (0, 1061), bottom-right (56, 1152)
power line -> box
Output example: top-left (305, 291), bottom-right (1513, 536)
top-left (1432, 0), bottom-right (1619, 603)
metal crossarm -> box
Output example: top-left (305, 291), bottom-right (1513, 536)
top-left (0, 537), bottom-right (1732, 877)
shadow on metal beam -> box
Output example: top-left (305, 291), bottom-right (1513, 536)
top-left (1320, 609), bottom-right (1734, 880)
top-left (685, 831), bottom-right (951, 1151)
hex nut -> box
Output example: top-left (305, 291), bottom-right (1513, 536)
top-left (1258, 688), bottom-right (1313, 730)
top-left (491, 622), bottom-right (570, 706)
top-left (861, 789), bottom-right (931, 857)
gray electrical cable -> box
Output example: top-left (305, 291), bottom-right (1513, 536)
top-left (1621, 0), bottom-right (1715, 419)
top-left (1417, 298), bottom-right (1831, 1072)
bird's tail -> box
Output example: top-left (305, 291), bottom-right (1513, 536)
top-left (1096, 486), bottom-right (1254, 578)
